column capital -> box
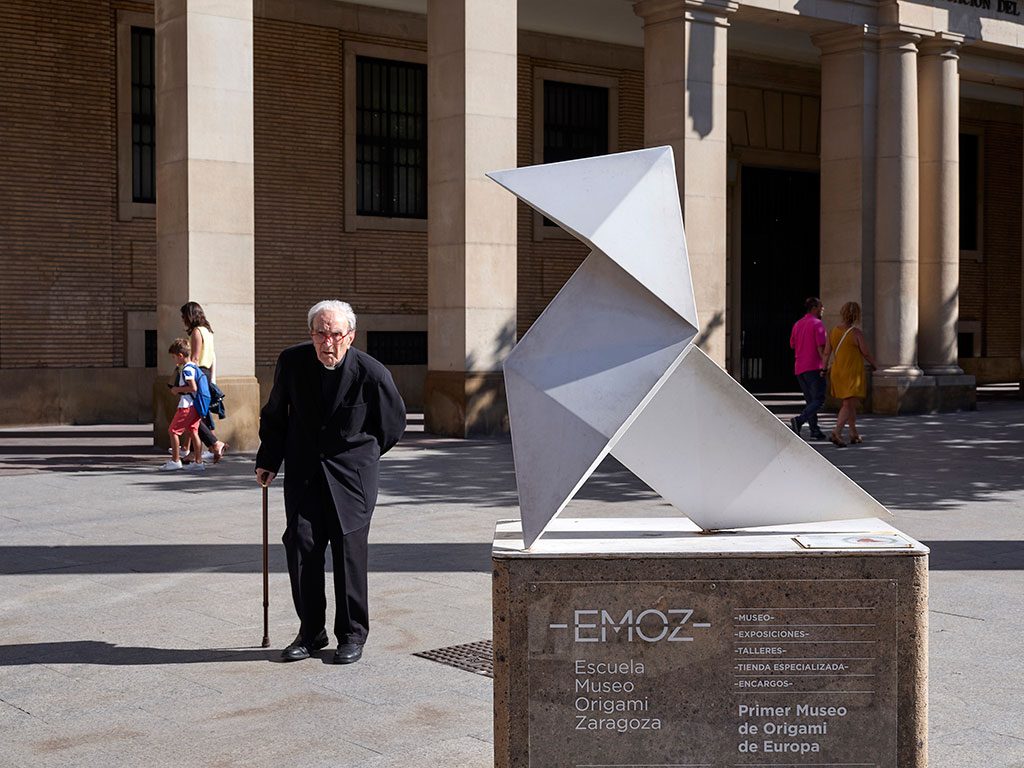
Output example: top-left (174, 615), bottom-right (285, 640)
top-left (686, 0), bottom-right (739, 26)
top-left (811, 25), bottom-right (881, 55)
top-left (632, 0), bottom-right (737, 24)
top-left (878, 26), bottom-right (923, 50)
top-left (632, 0), bottom-right (686, 24)
top-left (918, 32), bottom-right (964, 58)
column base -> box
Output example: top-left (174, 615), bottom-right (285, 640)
top-left (870, 371), bottom-right (977, 414)
top-left (152, 375), bottom-right (262, 450)
top-left (931, 372), bottom-right (977, 412)
top-left (870, 372), bottom-right (936, 414)
top-left (424, 370), bottom-right (508, 437)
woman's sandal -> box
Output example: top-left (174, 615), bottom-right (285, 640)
top-left (829, 431), bottom-right (847, 448)
top-left (849, 433), bottom-right (863, 444)
top-left (212, 442), bottom-right (230, 463)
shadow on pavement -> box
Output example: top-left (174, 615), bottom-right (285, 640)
top-left (0, 642), bottom-right (280, 666)
top-left (0, 543), bottom-right (493, 574)
top-left (1, 540), bottom-right (1021, 573)
top-left (810, 402), bottom-right (1024, 511)
top-left (3, 401), bottom-right (1024, 513)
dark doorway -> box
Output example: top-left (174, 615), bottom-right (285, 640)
top-left (740, 167), bottom-right (820, 392)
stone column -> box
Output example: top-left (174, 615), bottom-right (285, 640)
top-left (424, 0), bottom-right (517, 437)
top-left (633, 1), bottom-right (687, 183)
top-left (154, 0), bottom-right (260, 449)
top-left (918, 35), bottom-right (976, 410)
top-left (813, 28), bottom-right (879, 342)
top-left (633, 0), bottom-right (735, 368)
top-left (872, 30), bottom-right (934, 413)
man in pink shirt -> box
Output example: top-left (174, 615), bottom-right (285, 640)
top-left (789, 297), bottom-right (827, 440)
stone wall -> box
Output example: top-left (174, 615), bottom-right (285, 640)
top-left (0, 1), bottom-right (1017, 427)
top-left (0, 0), bottom-right (156, 373)
top-left (960, 99), bottom-right (1023, 383)
top-left (253, 16), bottom-right (429, 369)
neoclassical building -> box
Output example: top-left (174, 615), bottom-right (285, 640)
top-left (1, 0), bottom-right (1019, 445)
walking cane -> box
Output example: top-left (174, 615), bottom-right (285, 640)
top-left (261, 480), bottom-right (270, 648)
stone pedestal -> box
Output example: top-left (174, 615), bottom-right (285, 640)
top-left (493, 517), bottom-right (928, 767)
top-left (152, 376), bottom-right (261, 450)
top-left (423, 371), bottom-right (509, 437)
top-left (933, 373), bottom-right (977, 411)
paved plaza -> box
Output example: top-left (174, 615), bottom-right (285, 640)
top-left (1, 399), bottom-right (1022, 767)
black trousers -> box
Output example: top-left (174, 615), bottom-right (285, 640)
top-left (196, 366), bottom-right (216, 449)
top-left (283, 476), bottom-right (370, 646)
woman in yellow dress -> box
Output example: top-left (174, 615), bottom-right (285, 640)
top-left (821, 301), bottom-right (878, 447)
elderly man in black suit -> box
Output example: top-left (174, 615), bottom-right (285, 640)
top-left (255, 300), bottom-right (406, 664)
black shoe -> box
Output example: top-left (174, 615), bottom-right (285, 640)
top-left (788, 417), bottom-right (802, 436)
top-left (280, 628), bottom-right (329, 661)
top-left (333, 642), bottom-right (364, 665)
top-left (809, 430), bottom-right (827, 441)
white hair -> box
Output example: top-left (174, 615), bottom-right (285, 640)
top-left (307, 300), bottom-right (357, 332)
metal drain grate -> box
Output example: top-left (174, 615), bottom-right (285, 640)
top-left (414, 639), bottom-right (493, 678)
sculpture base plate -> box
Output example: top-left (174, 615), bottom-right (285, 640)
top-left (493, 517), bottom-right (928, 768)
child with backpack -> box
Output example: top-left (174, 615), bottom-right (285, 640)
top-left (161, 338), bottom-right (211, 472)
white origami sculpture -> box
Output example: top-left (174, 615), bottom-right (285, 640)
top-left (488, 147), bottom-right (888, 548)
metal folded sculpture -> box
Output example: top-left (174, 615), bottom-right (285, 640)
top-left (488, 147), bottom-right (888, 548)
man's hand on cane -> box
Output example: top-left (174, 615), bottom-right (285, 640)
top-left (256, 468), bottom-right (276, 487)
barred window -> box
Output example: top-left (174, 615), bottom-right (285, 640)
top-left (543, 80), bottom-right (609, 164)
top-left (367, 331), bottom-right (427, 365)
top-left (131, 27), bottom-right (156, 204)
top-left (542, 81), bottom-right (609, 226)
top-left (959, 133), bottom-right (979, 252)
top-left (356, 57), bottom-right (427, 219)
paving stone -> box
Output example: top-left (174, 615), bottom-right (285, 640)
top-left (1, 405), bottom-right (1023, 767)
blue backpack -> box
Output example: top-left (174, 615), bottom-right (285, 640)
top-left (185, 363), bottom-right (212, 418)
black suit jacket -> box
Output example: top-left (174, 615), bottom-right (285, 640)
top-left (256, 343), bottom-right (406, 533)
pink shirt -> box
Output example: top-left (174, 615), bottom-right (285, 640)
top-left (790, 313), bottom-right (826, 375)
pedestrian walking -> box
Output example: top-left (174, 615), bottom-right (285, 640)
top-left (822, 301), bottom-right (878, 447)
top-left (180, 302), bottom-right (229, 462)
top-left (788, 297), bottom-right (828, 441)
top-left (161, 338), bottom-right (207, 472)
top-left (255, 300), bottom-right (406, 664)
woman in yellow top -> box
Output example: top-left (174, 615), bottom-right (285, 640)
top-left (821, 301), bottom-right (878, 448)
top-left (181, 302), bottom-right (229, 462)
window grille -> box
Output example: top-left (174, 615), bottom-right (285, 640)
top-left (367, 331), bottom-right (427, 365)
top-left (543, 80), bottom-right (609, 165)
top-left (542, 81), bottom-right (609, 226)
top-left (144, 329), bottom-right (157, 368)
top-left (959, 133), bottom-right (979, 251)
top-left (131, 27), bottom-right (156, 204)
top-left (356, 57), bottom-right (427, 219)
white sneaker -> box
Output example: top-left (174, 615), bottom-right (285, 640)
top-left (201, 451), bottom-right (214, 462)
top-left (184, 462), bottom-right (206, 472)
top-left (160, 460), bottom-right (183, 471)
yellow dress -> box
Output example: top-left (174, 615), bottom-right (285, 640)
top-left (829, 325), bottom-right (866, 399)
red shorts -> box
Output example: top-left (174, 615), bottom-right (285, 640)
top-left (169, 405), bottom-right (201, 436)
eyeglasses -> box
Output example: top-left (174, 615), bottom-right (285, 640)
top-left (311, 329), bottom-right (352, 345)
